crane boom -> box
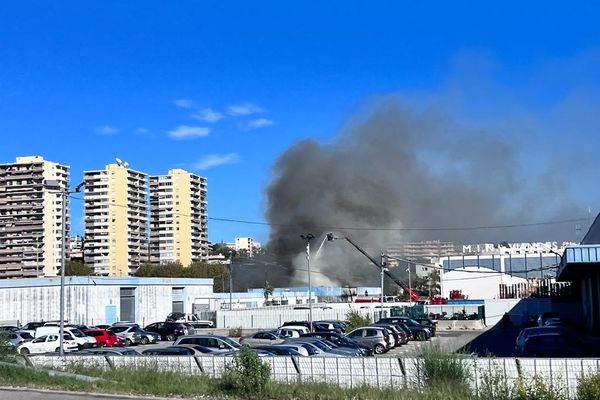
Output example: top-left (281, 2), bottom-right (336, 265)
top-left (340, 236), bottom-right (420, 301)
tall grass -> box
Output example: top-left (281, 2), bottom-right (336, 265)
top-left (420, 343), bottom-right (471, 393)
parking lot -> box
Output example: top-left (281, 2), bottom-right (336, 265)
top-left (118, 329), bottom-right (484, 357)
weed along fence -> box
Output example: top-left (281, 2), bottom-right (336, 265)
top-left (27, 355), bottom-right (600, 398)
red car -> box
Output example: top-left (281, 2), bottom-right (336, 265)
top-left (82, 329), bottom-right (124, 347)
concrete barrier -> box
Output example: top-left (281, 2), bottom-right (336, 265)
top-left (436, 320), bottom-right (486, 331)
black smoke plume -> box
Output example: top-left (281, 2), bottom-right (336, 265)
top-left (262, 96), bottom-right (586, 287)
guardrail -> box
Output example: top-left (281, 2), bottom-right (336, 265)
top-left (26, 354), bottom-right (600, 398)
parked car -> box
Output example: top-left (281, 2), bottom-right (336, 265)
top-left (143, 322), bottom-right (189, 341)
top-left (372, 323), bottom-right (408, 345)
top-left (275, 328), bottom-right (302, 338)
top-left (35, 326), bottom-right (97, 349)
top-left (346, 327), bottom-right (391, 355)
top-left (166, 312), bottom-right (214, 328)
top-left (142, 347), bottom-right (196, 356)
top-left (544, 318), bottom-right (563, 327)
top-left (82, 329), bottom-right (124, 347)
top-left (537, 312), bottom-right (560, 327)
top-left (413, 317), bottom-right (437, 336)
top-left (290, 337), bottom-right (361, 356)
top-left (108, 326), bottom-right (142, 346)
top-left (174, 344), bottom-right (221, 354)
top-left (280, 321), bottom-right (314, 333)
top-left (17, 334), bottom-right (78, 354)
top-left (7, 331), bottom-right (34, 347)
top-left (19, 321), bottom-right (47, 336)
top-left (317, 320), bottom-right (347, 333)
top-left (312, 321), bottom-right (338, 332)
top-left (0, 325), bottom-right (19, 333)
top-left (515, 326), bottom-right (564, 354)
top-left (300, 332), bottom-right (371, 356)
top-left (284, 340), bottom-right (343, 357)
top-left (254, 345), bottom-right (304, 356)
top-left (270, 343), bottom-right (310, 356)
top-left (85, 347), bottom-right (141, 356)
top-left (239, 331), bottom-right (285, 347)
top-left (173, 335), bottom-right (240, 352)
top-left (521, 333), bottom-right (588, 357)
top-left (377, 317), bottom-right (431, 341)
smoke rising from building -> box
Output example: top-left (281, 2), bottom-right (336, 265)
top-left (263, 96), bottom-right (587, 287)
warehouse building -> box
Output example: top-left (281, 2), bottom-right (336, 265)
top-left (558, 214), bottom-right (600, 332)
top-left (0, 276), bottom-right (213, 327)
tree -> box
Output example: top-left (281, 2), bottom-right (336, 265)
top-left (64, 260), bottom-right (93, 276)
top-left (133, 261), bottom-right (230, 292)
top-left (210, 242), bottom-right (236, 259)
top-left (263, 281), bottom-right (274, 305)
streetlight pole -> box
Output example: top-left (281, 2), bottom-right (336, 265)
top-left (44, 180), bottom-right (84, 355)
top-left (229, 258), bottom-right (233, 310)
top-left (300, 234), bottom-right (315, 331)
top-left (408, 263), bottom-right (412, 304)
top-left (380, 252), bottom-right (385, 316)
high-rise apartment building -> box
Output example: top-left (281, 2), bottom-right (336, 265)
top-left (84, 163), bottom-right (147, 276)
top-left (0, 156), bottom-right (70, 278)
top-left (149, 169), bottom-right (208, 266)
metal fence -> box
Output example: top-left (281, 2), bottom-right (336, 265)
top-left (27, 355), bottom-right (600, 398)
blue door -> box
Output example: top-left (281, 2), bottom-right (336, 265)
top-left (105, 305), bottom-right (117, 324)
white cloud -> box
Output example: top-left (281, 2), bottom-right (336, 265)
top-left (95, 125), bottom-right (119, 135)
top-left (173, 98), bottom-right (195, 108)
top-left (135, 127), bottom-right (149, 134)
top-left (247, 118), bottom-right (275, 129)
top-left (192, 153), bottom-right (240, 170)
top-left (228, 103), bottom-right (264, 116)
top-left (167, 125), bottom-right (211, 139)
top-left (192, 108), bottom-right (224, 123)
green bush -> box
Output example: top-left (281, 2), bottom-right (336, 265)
top-left (514, 375), bottom-right (566, 400)
top-left (0, 331), bottom-right (16, 360)
top-left (578, 372), bottom-right (600, 400)
top-left (344, 310), bottom-right (371, 332)
top-left (419, 344), bottom-right (470, 392)
top-left (478, 365), bottom-right (515, 400)
top-left (221, 345), bottom-right (271, 396)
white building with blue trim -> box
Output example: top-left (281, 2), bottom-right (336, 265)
top-left (0, 276), bottom-right (213, 327)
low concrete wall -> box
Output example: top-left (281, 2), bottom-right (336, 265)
top-left (436, 320), bottom-right (486, 331)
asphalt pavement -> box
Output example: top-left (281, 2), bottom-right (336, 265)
top-left (0, 388), bottom-right (173, 400)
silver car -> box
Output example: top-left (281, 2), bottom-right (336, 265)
top-left (110, 326), bottom-right (160, 346)
top-left (8, 331), bottom-right (34, 347)
top-left (346, 327), bottom-right (391, 355)
top-left (239, 331), bottom-right (284, 347)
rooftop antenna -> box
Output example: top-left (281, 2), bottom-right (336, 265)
top-left (123, 161), bottom-right (129, 168)
top-left (115, 157), bottom-right (123, 166)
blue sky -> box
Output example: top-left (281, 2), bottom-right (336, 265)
top-left (1, 2), bottom-right (600, 243)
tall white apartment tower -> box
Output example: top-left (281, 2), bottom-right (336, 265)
top-left (149, 169), bottom-right (208, 266)
top-left (0, 156), bottom-right (70, 278)
top-left (84, 163), bottom-right (148, 276)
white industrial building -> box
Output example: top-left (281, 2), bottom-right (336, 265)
top-left (0, 276), bottom-right (213, 327)
top-left (441, 266), bottom-right (527, 299)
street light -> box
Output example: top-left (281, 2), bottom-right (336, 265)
top-left (44, 179), bottom-right (84, 355)
top-left (300, 234), bottom-right (315, 331)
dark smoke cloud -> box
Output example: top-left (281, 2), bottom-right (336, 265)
top-left (263, 96), bottom-right (589, 286)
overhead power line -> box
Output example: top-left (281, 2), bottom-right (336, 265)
top-left (69, 195), bottom-right (589, 232)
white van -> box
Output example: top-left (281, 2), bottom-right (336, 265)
top-left (35, 326), bottom-right (96, 349)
